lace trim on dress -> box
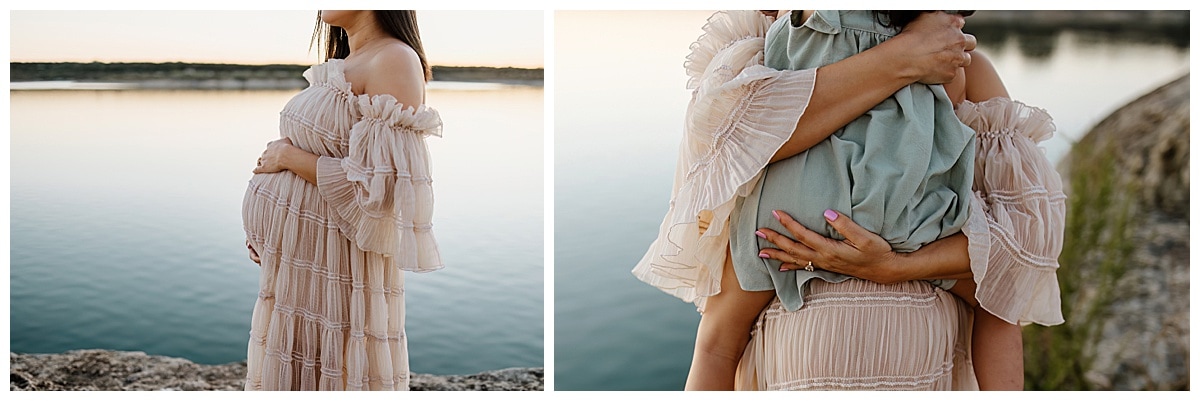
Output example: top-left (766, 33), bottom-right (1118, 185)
top-left (956, 97), bottom-right (1066, 326)
top-left (633, 10), bottom-right (816, 311)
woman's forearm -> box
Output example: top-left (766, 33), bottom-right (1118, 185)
top-left (773, 41), bottom-right (926, 162)
top-left (283, 146), bottom-right (319, 185)
top-left (885, 233), bottom-right (972, 282)
top-left (771, 11), bottom-right (974, 162)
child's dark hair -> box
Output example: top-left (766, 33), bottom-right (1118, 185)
top-left (789, 11), bottom-right (974, 29)
top-left (872, 11), bottom-right (975, 29)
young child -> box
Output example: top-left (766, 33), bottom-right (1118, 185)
top-left (688, 10), bottom-right (1036, 390)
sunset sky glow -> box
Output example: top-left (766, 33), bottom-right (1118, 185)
top-left (9, 10), bottom-right (544, 68)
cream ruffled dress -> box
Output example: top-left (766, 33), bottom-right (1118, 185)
top-left (242, 58), bottom-right (442, 390)
top-left (632, 10), bottom-right (1066, 390)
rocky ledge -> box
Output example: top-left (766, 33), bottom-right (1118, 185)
top-left (1047, 74), bottom-right (1189, 390)
top-left (10, 350), bottom-right (543, 391)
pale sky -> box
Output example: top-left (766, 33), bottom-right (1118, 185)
top-left (9, 10), bottom-right (544, 68)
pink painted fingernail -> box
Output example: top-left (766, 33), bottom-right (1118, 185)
top-left (779, 267), bottom-right (788, 272)
top-left (824, 209), bottom-right (838, 221)
top-left (758, 252), bottom-right (769, 258)
top-left (755, 230), bottom-right (766, 238)
top-left (771, 210), bottom-right (780, 220)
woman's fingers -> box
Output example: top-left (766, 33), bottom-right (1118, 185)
top-left (821, 209), bottom-right (883, 251)
top-left (757, 225), bottom-right (822, 272)
top-left (901, 11), bottom-right (974, 84)
top-left (758, 247), bottom-right (814, 272)
top-left (819, 209), bottom-right (895, 274)
top-left (756, 227), bottom-right (800, 252)
top-left (948, 12), bottom-right (965, 29)
top-left (253, 139), bottom-right (290, 174)
top-left (247, 241), bottom-right (261, 265)
top-left (771, 209), bottom-right (831, 248)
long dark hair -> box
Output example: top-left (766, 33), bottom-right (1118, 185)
top-left (872, 10), bottom-right (975, 29)
top-left (311, 10), bottom-right (432, 82)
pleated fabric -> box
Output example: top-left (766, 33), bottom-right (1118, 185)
top-left (736, 280), bottom-right (977, 390)
top-left (242, 58), bottom-right (442, 390)
top-left (632, 10), bottom-right (817, 312)
top-left (957, 98), bottom-right (1066, 326)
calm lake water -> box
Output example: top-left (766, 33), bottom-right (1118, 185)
top-left (9, 82), bottom-right (545, 375)
top-left (553, 11), bottom-right (1189, 390)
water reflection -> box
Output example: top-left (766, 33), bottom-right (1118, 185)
top-left (967, 10), bottom-right (1190, 60)
top-left (972, 27), bottom-right (1190, 60)
top-left (9, 85), bottom-right (545, 375)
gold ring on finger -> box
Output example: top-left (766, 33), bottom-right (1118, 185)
top-left (804, 260), bottom-right (814, 271)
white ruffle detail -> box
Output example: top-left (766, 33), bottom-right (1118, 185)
top-left (316, 85), bottom-right (444, 273)
top-left (684, 10), bottom-right (779, 90)
top-left (956, 97), bottom-right (1066, 326)
top-left (634, 10), bottom-right (816, 310)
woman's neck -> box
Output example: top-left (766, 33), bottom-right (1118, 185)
top-left (340, 13), bottom-right (389, 57)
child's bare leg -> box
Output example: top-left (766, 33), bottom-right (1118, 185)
top-left (947, 279), bottom-right (978, 307)
top-left (947, 279), bottom-right (1024, 390)
top-left (685, 248), bottom-right (775, 390)
top-left (973, 310), bottom-right (1024, 390)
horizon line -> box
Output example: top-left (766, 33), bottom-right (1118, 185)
top-left (9, 60), bottom-right (545, 70)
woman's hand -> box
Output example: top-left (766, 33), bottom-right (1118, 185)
top-left (777, 12), bottom-right (977, 163)
top-left (892, 11), bottom-right (977, 84)
top-left (253, 137), bottom-right (295, 174)
top-left (247, 240), bottom-right (261, 265)
top-left (756, 209), bottom-right (904, 284)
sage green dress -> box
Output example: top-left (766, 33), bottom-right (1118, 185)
top-left (729, 10), bottom-right (975, 311)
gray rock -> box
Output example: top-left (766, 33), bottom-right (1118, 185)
top-left (1062, 74), bottom-right (1189, 390)
top-left (10, 350), bottom-right (542, 391)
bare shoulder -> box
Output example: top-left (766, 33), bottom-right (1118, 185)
top-left (964, 50), bottom-right (1010, 102)
top-left (362, 41), bottom-right (426, 108)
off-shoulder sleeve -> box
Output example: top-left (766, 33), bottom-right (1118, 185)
top-left (316, 94), bottom-right (444, 272)
top-left (632, 10), bottom-right (816, 310)
top-left (957, 98), bottom-right (1066, 325)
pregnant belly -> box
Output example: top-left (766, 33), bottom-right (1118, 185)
top-left (241, 172), bottom-right (324, 255)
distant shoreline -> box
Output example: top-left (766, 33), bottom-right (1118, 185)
top-left (9, 62), bottom-right (543, 90)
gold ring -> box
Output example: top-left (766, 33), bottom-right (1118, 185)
top-left (804, 260), bottom-right (814, 272)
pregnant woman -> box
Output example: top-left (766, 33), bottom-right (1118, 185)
top-left (634, 9), bottom-right (974, 387)
top-left (634, 10), bottom-right (1064, 390)
top-left (242, 10), bottom-right (442, 390)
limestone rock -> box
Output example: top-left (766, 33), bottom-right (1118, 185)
top-left (1061, 74), bottom-right (1189, 390)
top-left (10, 350), bottom-right (543, 391)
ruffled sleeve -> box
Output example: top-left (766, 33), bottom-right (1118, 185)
top-left (316, 94), bottom-right (444, 272)
top-left (632, 10), bottom-right (817, 310)
top-left (957, 98), bottom-right (1066, 325)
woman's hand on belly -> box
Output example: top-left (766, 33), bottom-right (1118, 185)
top-left (254, 137), bottom-right (294, 174)
top-left (253, 137), bottom-right (319, 185)
top-left (756, 209), bottom-right (903, 283)
top-left (246, 239), bottom-right (261, 265)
